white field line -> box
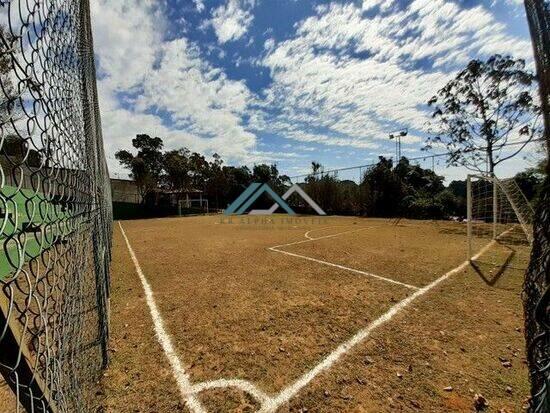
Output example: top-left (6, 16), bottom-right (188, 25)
top-left (269, 247), bottom-right (419, 290)
top-left (190, 379), bottom-right (271, 405)
top-left (118, 222), bottom-right (207, 413)
top-left (304, 224), bottom-right (365, 240)
top-left (270, 226), bottom-right (419, 291)
top-left (258, 235), bottom-right (503, 413)
top-left (279, 226), bottom-right (374, 247)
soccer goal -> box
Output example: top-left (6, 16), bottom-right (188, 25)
top-left (466, 174), bottom-right (534, 261)
top-left (177, 198), bottom-right (209, 215)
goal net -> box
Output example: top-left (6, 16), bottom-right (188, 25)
top-left (467, 174), bottom-right (534, 261)
top-left (178, 198), bottom-right (210, 215)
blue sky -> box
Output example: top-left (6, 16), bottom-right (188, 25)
top-left (91, 0), bottom-right (540, 183)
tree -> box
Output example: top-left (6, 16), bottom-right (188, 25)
top-left (302, 162), bottom-right (344, 214)
top-left (426, 54), bottom-right (542, 174)
top-left (1, 25), bottom-right (27, 129)
top-left (521, 1), bottom-right (550, 411)
top-left (249, 163), bottom-right (290, 209)
top-left (435, 190), bottom-right (461, 218)
top-left (514, 167), bottom-right (544, 201)
top-left (223, 165), bottom-right (252, 208)
top-left (188, 152), bottom-right (210, 191)
top-left (1, 25), bottom-right (16, 124)
top-left (252, 164), bottom-right (290, 192)
top-left (115, 134), bottom-right (164, 202)
top-left (362, 157), bottom-right (404, 217)
top-left (394, 157), bottom-right (444, 196)
top-left (206, 153), bottom-right (227, 209)
top-left (163, 148), bottom-right (191, 191)
top-left (447, 180), bottom-right (468, 217)
top-left (304, 162), bottom-right (324, 210)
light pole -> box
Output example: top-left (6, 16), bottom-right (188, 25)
top-left (388, 129), bottom-right (408, 161)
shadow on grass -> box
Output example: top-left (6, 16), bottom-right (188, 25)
top-left (471, 243), bottom-right (517, 287)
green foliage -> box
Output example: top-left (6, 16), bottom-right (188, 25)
top-left (115, 135), bottom-right (539, 218)
top-left (115, 134), bottom-right (164, 201)
top-left (252, 164), bottom-right (290, 190)
top-left (514, 167), bottom-right (544, 202)
top-left (163, 148), bottom-right (192, 191)
top-left (221, 165), bottom-right (252, 209)
top-left (300, 157), bottom-right (452, 219)
top-left (115, 135), bottom-right (288, 209)
top-left (434, 190), bottom-right (461, 217)
top-left (362, 157), bottom-right (405, 217)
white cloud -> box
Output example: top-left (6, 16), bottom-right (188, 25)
top-left (90, 0), bottom-right (534, 178)
top-left (503, 0), bottom-right (523, 5)
top-left (362, 0), bottom-right (395, 12)
top-left (264, 38), bottom-right (275, 50)
top-left (399, 134), bottom-right (423, 144)
top-left (210, 0), bottom-right (255, 44)
top-left (136, 37), bottom-right (255, 152)
top-left (256, 0), bottom-right (532, 151)
top-left (90, 0), bottom-right (162, 92)
top-left (91, 0), bottom-right (260, 173)
top-left (193, 0), bottom-right (205, 13)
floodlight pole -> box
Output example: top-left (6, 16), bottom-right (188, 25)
top-left (398, 135), bottom-right (401, 159)
top-left (388, 129), bottom-right (408, 161)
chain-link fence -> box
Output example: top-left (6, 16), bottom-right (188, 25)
top-left (0, 0), bottom-right (112, 412)
top-left (523, 1), bottom-right (550, 412)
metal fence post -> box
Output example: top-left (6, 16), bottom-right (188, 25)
top-left (493, 174), bottom-right (498, 240)
top-left (467, 175), bottom-right (473, 261)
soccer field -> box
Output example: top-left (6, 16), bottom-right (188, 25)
top-left (103, 214), bottom-right (530, 412)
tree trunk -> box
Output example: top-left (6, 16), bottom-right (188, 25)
top-left (487, 141), bottom-right (495, 175)
top-left (522, 1), bottom-right (549, 411)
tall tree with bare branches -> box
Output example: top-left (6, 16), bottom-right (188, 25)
top-left (426, 54), bottom-right (542, 174)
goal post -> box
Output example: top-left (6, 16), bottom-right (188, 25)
top-left (177, 198), bottom-right (209, 215)
top-left (467, 173), bottom-right (534, 261)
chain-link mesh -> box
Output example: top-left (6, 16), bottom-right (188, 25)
top-left (523, 1), bottom-right (549, 412)
top-left (0, 0), bottom-right (111, 412)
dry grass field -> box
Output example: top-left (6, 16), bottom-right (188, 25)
top-left (99, 214), bottom-right (531, 413)
top-left (0, 381), bottom-right (16, 413)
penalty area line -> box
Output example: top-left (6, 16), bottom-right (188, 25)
top-left (304, 225), bottom-right (362, 240)
top-left (118, 222), bottom-right (207, 413)
top-left (269, 246), bottom-right (419, 291)
top-left (269, 226), bottom-right (419, 291)
top-left (271, 226), bottom-right (376, 250)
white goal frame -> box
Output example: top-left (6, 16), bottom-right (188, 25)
top-left (178, 198), bottom-right (209, 215)
top-left (466, 173), bottom-right (534, 261)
